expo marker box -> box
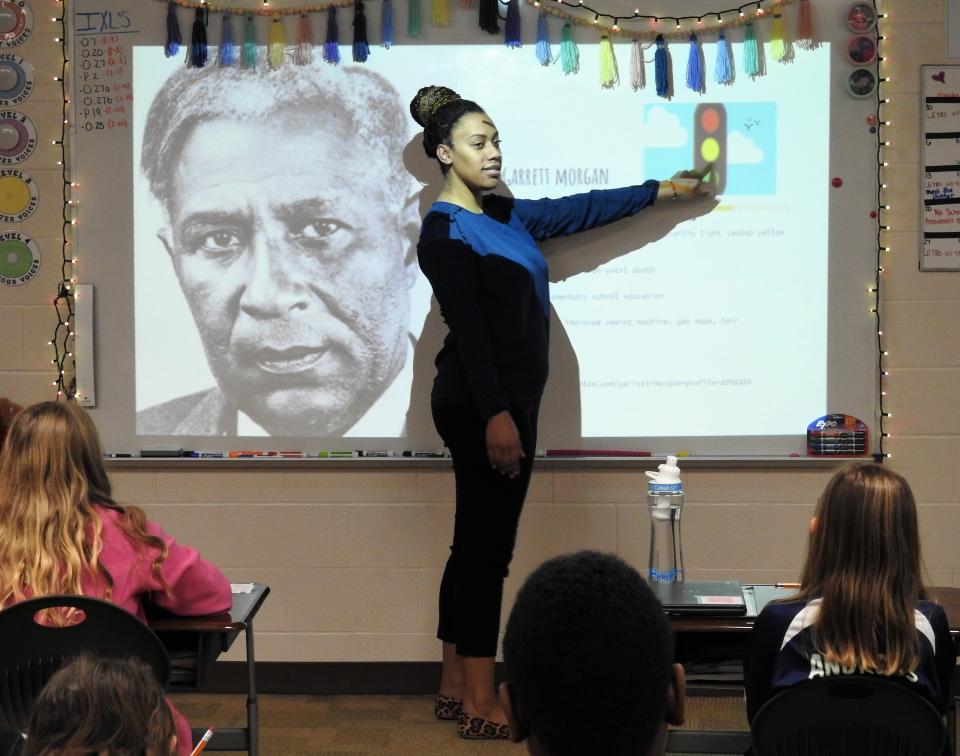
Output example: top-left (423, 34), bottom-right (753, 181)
top-left (806, 414), bottom-right (869, 457)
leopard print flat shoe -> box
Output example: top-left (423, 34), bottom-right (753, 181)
top-left (434, 693), bottom-right (463, 720)
top-left (457, 711), bottom-right (510, 740)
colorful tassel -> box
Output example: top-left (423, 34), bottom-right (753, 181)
top-left (685, 32), bottom-right (703, 93)
top-left (714, 29), bottom-right (733, 84)
top-left (743, 22), bottom-right (761, 77)
top-left (560, 22), bottom-right (578, 74)
top-left (796, 0), bottom-right (816, 50)
top-left (268, 14), bottom-right (285, 70)
top-left (295, 14), bottom-right (313, 64)
top-left (630, 39), bottom-right (645, 91)
top-left (189, 7), bottom-right (208, 68)
top-left (432, 0), bottom-right (449, 27)
top-left (165, 1), bottom-right (182, 58)
top-left (654, 34), bottom-right (669, 97)
top-left (324, 7), bottom-right (341, 64)
top-left (770, 12), bottom-right (791, 62)
top-left (381, 0), bottom-right (393, 48)
top-left (505, 0), bottom-right (521, 48)
top-left (242, 14), bottom-right (257, 69)
top-left (479, 0), bottom-right (499, 34)
top-left (536, 11), bottom-right (551, 65)
top-left (599, 36), bottom-right (618, 89)
top-left (217, 13), bottom-right (237, 66)
top-left (409, 0), bottom-right (422, 37)
top-left (353, 0), bottom-right (370, 62)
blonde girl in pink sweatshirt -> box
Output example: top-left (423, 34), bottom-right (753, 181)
top-left (0, 401), bottom-right (232, 755)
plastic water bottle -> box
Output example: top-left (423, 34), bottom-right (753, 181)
top-left (646, 455), bottom-right (684, 582)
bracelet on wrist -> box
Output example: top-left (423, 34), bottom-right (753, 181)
top-left (665, 180), bottom-right (679, 200)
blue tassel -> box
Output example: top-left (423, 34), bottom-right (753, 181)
top-left (505, 0), bottom-right (521, 48)
top-left (714, 29), bottom-right (733, 84)
top-left (654, 34), bottom-right (669, 97)
top-left (242, 14), bottom-right (257, 69)
top-left (217, 13), bottom-right (237, 66)
top-left (352, 0), bottom-right (369, 62)
top-left (743, 22), bottom-right (760, 77)
top-left (190, 7), bottom-right (208, 68)
top-left (165, 1), bottom-right (182, 58)
top-left (536, 11), bottom-right (550, 65)
top-left (685, 32), bottom-right (702, 92)
top-left (324, 7), bottom-right (341, 64)
top-left (381, 0), bottom-right (394, 48)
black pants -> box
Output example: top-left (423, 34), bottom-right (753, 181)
top-left (432, 400), bottom-right (540, 658)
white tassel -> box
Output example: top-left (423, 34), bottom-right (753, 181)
top-left (630, 40), bottom-right (646, 91)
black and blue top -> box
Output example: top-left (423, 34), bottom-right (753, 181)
top-left (416, 183), bottom-right (660, 420)
top-left (744, 597), bottom-right (956, 721)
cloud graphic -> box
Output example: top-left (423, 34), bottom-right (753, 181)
top-left (643, 106), bottom-right (689, 148)
top-left (728, 131), bottom-right (764, 164)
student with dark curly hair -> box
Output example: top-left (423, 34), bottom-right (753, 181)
top-left (409, 83), bottom-right (708, 739)
top-left (24, 655), bottom-right (177, 756)
top-left (500, 551), bottom-right (685, 755)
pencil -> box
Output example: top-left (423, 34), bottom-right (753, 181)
top-left (190, 728), bottom-right (215, 756)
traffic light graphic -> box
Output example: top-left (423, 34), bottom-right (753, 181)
top-left (693, 103), bottom-right (727, 194)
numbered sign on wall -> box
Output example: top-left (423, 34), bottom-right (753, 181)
top-left (922, 65), bottom-right (960, 270)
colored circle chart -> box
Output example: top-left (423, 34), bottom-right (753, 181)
top-left (0, 168), bottom-right (35, 220)
top-left (0, 110), bottom-right (35, 163)
top-left (0, 54), bottom-right (32, 103)
top-left (0, 1), bottom-right (31, 47)
top-left (0, 230), bottom-right (38, 285)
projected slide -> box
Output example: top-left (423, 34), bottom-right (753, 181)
top-left (133, 43), bottom-right (829, 439)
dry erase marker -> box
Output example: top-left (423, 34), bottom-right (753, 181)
top-left (228, 450), bottom-right (261, 458)
top-left (107, 452), bottom-right (133, 458)
top-left (402, 450), bottom-right (447, 457)
top-left (185, 451), bottom-right (225, 458)
top-left (191, 727), bottom-right (215, 756)
top-left (278, 451), bottom-right (306, 458)
top-left (775, 582), bottom-right (801, 589)
top-left (317, 450), bottom-right (359, 458)
top-left (358, 450), bottom-right (397, 457)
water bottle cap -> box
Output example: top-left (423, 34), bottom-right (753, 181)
top-left (645, 454), bottom-right (682, 483)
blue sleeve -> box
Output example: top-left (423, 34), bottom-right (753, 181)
top-left (928, 604), bottom-right (956, 713)
top-left (508, 181), bottom-right (660, 242)
top-left (744, 605), bottom-right (792, 722)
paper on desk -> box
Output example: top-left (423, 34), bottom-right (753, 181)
top-left (231, 583), bottom-right (255, 594)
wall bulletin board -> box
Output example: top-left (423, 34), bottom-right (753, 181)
top-left (922, 64), bottom-right (960, 270)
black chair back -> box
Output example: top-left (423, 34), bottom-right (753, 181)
top-left (0, 594), bottom-right (170, 733)
top-left (751, 675), bottom-right (947, 756)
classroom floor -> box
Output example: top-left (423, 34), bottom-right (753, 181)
top-left (170, 693), bottom-right (750, 755)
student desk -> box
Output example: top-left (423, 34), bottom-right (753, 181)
top-left (148, 583), bottom-right (270, 755)
top-left (664, 585), bottom-right (960, 754)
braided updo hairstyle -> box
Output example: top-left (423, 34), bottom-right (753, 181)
top-left (410, 85), bottom-right (486, 171)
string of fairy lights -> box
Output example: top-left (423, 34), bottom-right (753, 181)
top-left (873, 0), bottom-right (890, 460)
top-left (52, 0), bottom-right (76, 399)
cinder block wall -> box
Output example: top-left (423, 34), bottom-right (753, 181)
top-left (2, 0), bottom-right (958, 662)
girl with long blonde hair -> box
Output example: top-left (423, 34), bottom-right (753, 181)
top-left (744, 462), bottom-right (955, 720)
top-left (0, 401), bottom-right (231, 755)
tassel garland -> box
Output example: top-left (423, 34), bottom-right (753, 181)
top-left (242, 14), bottom-right (257, 68)
top-left (796, 0), bottom-right (816, 49)
top-left (654, 34), bottom-right (669, 97)
top-left (295, 14), bottom-right (313, 64)
top-left (432, 0), bottom-right (449, 27)
top-left (189, 7), bottom-right (208, 68)
top-left (536, 11), bottom-right (551, 65)
top-left (268, 13), bottom-right (285, 69)
top-left (217, 13), bottom-right (237, 66)
top-left (714, 29), bottom-right (733, 84)
top-left (408, 0), bottom-right (421, 37)
top-left (353, 0), bottom-right (370, 62)
top-left (479, 0), bottom-right (499, 34)
top-left (685, 32), bottom-right (703, 93)
top-left (324, 6), bottom-right (341, 64)
top-left (560, 22), bottom-right (578, 74)
top-left (381, 0), bottom-right (393, 48)
top-left (743, 22), bottom-right (761, 77)
top-left (505, 0), bottom-right (521, 48)
top-left (630, 39), bottom-right (645, 91)
top-left (598, 36), bottom-right (618, 88)
top-left (165, 1), bottom-right (182, 58)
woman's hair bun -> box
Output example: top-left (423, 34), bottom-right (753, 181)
top-left (410, 85), bottom-right (463, 128)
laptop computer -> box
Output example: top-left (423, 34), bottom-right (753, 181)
top-left (650, 580), bottom-right (747, 616)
